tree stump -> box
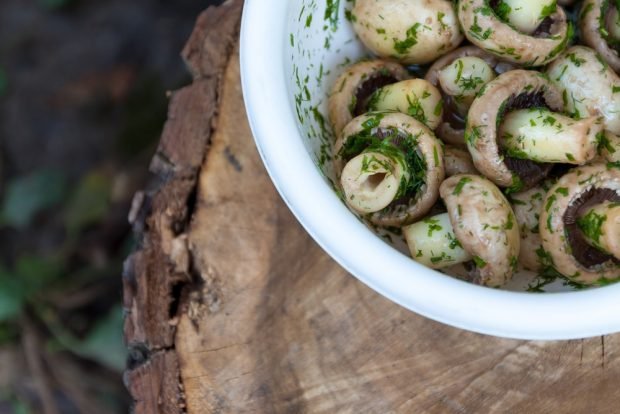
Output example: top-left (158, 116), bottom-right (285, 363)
top-left (123, 1), bottom-right (620, 413)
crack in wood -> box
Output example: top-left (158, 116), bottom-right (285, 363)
top-left (602, 336), bottom-right (606, 370)
top-left (122, 1), bottom-right (244, 413)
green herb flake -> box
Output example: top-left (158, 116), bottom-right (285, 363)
top-left (393, 23), bottom-right (421, 55)
top-left (453, 177), bottom-right (473, 196)
top-left (577, 209), bottom-right (606, 245)
top-left (473, 256), bottom-right (487, 268)
top-left (433, 99), bottom-right (443, 117)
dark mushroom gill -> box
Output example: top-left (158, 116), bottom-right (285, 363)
top-left (353, 74), bottom-right (398, 116)
top-left (564, 188), bottom-right (620, 268)
top-left (498, 90), bottom-right (555, 189)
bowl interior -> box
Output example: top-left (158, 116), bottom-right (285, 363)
top-left (242, 0), bottom-right (620, 339)
top-left (284, 0), bottom-right (578, 293)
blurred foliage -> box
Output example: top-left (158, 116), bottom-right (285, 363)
top-left (116, 74), bottom-right (168, 158)
top-left (0, 170), bottom-right (67, 229)
top-left (63, 171), bottom-right (112, 236)
top-left (0, 0), bottom-right (214, 411)
top-left (0, 167), bottom-right (132, 412)
top-left (63, 305), bottom-right (126, 372)
top-left (0, 167), bottom-right (128, 372)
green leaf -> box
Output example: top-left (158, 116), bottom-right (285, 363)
top-left (15, 254), bottom-right (63, 294)
top-left (70, 305), bottom-right (126, 372)
top-left (11, 399), bottom-right (31, 414)
top-left (1, 169), bottom-right (67, 229)
top-left (0, 267), bottom-right (25, 322)
top-left (63, 171), bottom-right (111, 235)
top-left (0, 321), bottom-right (19, 345)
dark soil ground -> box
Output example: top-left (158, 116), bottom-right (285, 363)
top-left (0, 0), bottom-right (221, 412)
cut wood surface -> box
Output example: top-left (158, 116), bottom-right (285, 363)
top-left (124, 1), bottom-right (620, 413)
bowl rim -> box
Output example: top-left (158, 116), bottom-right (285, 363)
top-left (239, 0), bottom-right (620, 340)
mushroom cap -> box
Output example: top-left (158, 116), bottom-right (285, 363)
top-left (440, 174), bottom-right (520, 287)
top-left (546, 46), bottom-right (620, 136)
top-left (328, 60), bottom-right (409, 137)
top-left (465, 70), bottom-right (563, 190)
top-left (510, 183), bottom-right (550, 271)
top-left (335, 112), bottom-right (445, 226)
top-left (443, 145), bottom-right (478, 177)
top-left (352, 0), bottom-right (463, 65)
top-left (580, 0), bottom-right (620, 73)
top-left (425, 46), bottom-right (517, 147)
top-left (539, 164), bottom-right (620, 285)
top-left (458, 0), bottom-right (570, 66)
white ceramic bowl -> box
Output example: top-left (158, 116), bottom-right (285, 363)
top-left (240, 0), bottom-right (620, 339)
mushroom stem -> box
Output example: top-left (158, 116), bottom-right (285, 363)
top-left (404, 213), bottom-right (472, 269)
top-left (340, 151), bottom-right (409, 214)
top-left (437, 57), bottom-right (495, 116)
top-left (577, 202), bottom-right (620, 261)
top-left (367, 79), bottom-right (443, 130)
top-left (498, 108), bottom-right (602, 164)
top-left (497, 0), bottom-right (556, 34)
top-left (606, 7), bottom-right (620, 42)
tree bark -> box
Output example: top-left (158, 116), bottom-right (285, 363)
top-left (122, 1), bottom-right (243, 413)
top-left (123, 1), bottom-right (620, 413)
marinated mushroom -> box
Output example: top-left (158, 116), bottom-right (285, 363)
top-left (498, 0), bottom-right (558, 35)
top-left (578, 201), bottom-right (620, 261)
top-left (366, 79), bottom-right (444, 130)
top-left (425, 46), bottom-right (515, 146)
top-left (466, 70), bottom-right (601, 192)
top-left (540, 164), bottom-right (620, 284)
top-left (580, 0), bottom-right (620, 73)
top-left (351, 0), bottom-right (463, 65)
top-left (457, 0), bottom-right (570, 66)
top-left (498, 107), bottom-right (602, 164)
top-left (404, 174), bottom-right (520, 287)
top-left (444, 145), bottom-right (478, 176)
top-left (595, 130), bottom-right (620, 163)
top-left (335, 112), bottom-right (445, 226)
top-left (510, 182), bottom-right (552, 271)
top-left (436, 56), bottom-right (495, 115)
top-left (328, 60), bottom-right (409, 137)
top-left (546, 46), bottom-right (620, 135)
